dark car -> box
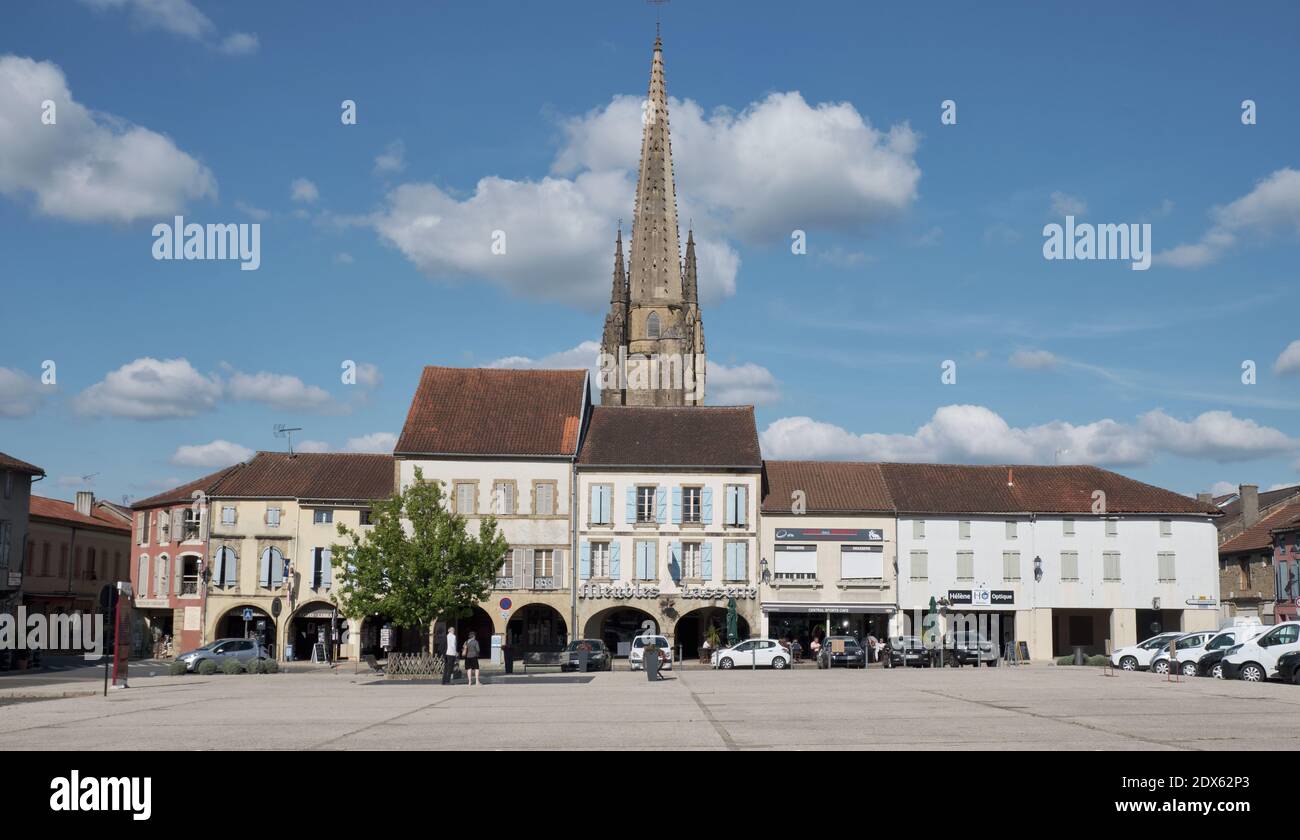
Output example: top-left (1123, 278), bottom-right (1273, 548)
top-left (818, 635), bottom-right (867, 669)
top-left (1196, 647), bottom-right (1232, 679)
top-left (1278, 650), bottom-right (1300, 686)
top-left (560, 639), bottom-right (611, 672)
top-left (947, 631), bottom-right (999, 667)
top-left (885, 635), bottom-right (929, 668)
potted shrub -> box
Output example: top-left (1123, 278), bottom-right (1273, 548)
top-left (196, 659), bottom-right (218, 676)
top-left (168, 660), bottom-right (188, 676)
top-left (220, 658), bottom-right (243, 675)
top-left (702, 626), bottom-right (722, 664)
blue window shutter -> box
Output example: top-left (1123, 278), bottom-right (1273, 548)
top-left (702, 487), bottom-right (713, 524)
top-left (669, 542), bottom-right (681, 581)
top-left (610, 541), bottom-right (621, 579)
top-left (737, 486), bottom-right (748, 526)
top-left (626, 487), bottom-right (636, 523)
top-left (635, 542), bottom-right (647, 579)
top-left (321, 548), bottom-right (333, 587)
top-left (701, 541), bottom-right (712, 579)
top-left (724, 543), bottom-right (736, 580)
top-left (223, 548), bottom-right (236, 586)
top-left (580, 541), bottom-right (591, 580)
top-left (656, 486), bottom-right (667, 524)
top-left (598, 485), bottom-right (610, 523)
top-left (724, 486), bottom-right (736, 525)
top-left (589, 485), bottom-right (598, 523)
top-left (671, 487), bottom-right (682, 524)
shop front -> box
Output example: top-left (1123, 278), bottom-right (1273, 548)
top-left (287, 601), bottom-right (350, 662)
top-left (578, 585), bottom-right (761, 658)
top-left (763, 604), bottom-right (894, 662)
top-left (939, 588), bottom-right (1018, 653)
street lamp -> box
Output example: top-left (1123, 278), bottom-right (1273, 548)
top-left (759, 557), bottom-right (769, 584)
top-left (1033, 555), bottom-right (1043, 582)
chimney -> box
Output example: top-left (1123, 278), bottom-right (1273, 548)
top-left (1007, 468), bottom-right (1014, 487)
top-left (1196, 492), bottom-right (1213, 506)
top-left (74, 490), bottom-right (95, 517)
top-left (1241, 484), bottom-right (1259, 528)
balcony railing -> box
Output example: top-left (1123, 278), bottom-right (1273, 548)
top-left (533, 576), bottom-right (558, 590)
top-left (181, 579), bottom-right (200, 596)
top-left (495, 576), bottom-right (515, 589)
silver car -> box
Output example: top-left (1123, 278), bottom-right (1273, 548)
top-left (178, 638), bottom-right (268, 672)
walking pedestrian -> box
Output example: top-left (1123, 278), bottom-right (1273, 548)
top-left (442, 624), bottom-right (457, 685)
top-left (463, 631), bottom-right (482, 686)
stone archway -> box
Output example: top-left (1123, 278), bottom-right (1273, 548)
top-left (582, 605), bottom-right (661, 657)
top-left (505, 603), bottom-right (568, 654)
top-left (214, 604), bottom-right (276, 656)
top-left (286, 600), bottom-right (342, 662)
top-left (674, 607), bottom-right (750, 658)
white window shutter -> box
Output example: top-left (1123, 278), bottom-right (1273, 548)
top-left (524, 549), bottom-right (535, 589)
top-left (321, 548), bottom-right (333, 587)
top-left (554, 548), bottom-right (564, 584)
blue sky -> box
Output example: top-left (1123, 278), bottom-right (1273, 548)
top-left (2, 0), bottom-right (1299, 504)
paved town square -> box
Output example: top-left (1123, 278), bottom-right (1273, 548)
top-left (4, 665), bottom-right (1299, 751)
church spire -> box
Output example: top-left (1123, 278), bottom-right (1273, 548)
top-left (627, 34), bottom-right (682, 304)
top-left (683, 226), bottom-right (698, 303)
top-left (610, 224), bottom-right (628, 304)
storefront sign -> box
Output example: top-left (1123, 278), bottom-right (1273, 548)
top-left (578, 584), bottom-right (757, 600)
top-left (1185, 596), bottom-right (1218, 608)
top-left (947, 590), bottom-right (1015, 606)
top-left (679, 586), bottom-right (757, 600)
top-left (578, 584), bottom-right (661, 599)
top-left (133, 598), bottom-right (170, 609)
top-left (775, 528), bottom-right (884, 542)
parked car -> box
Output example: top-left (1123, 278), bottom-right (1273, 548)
top-left (712, 638), bottom-right (789, 670)
top-left (628, 634), bottom-right (672, 672)
top-left (818, 635), bottom-right (866, 669)
top-left (1180, 624), bottom-right (1267, 677)
top-left (177, 638), bottom-right (267, 672)
top-left (1110, 632), bottom-right (1182, 671)
top-left (560, 639), bottom-right (611, 672)
top-left (1149, 631), bottom-right (1215, 675)
top-left (884, 635), bottom-right (929, 668)
top-left (1277, 650), bottom-right (1300, 686)
top-left (1222, 621), bottom-right (1300, 682)
top-left (948, 631), bottom-right (999, 667)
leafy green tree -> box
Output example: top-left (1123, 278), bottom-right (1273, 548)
top-left (332, 467), bottom-right (509, 652)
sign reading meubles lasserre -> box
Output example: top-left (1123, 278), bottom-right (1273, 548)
top-left (774, 528), bottom-right (884, 542)
top-left (577, 584), bottom-right (757, 600)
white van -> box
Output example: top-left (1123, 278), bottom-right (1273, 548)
top-left (628, 634), bottom-right (672, 671)
top-left (1222, 621), bottom-right (1300, 682)
top-left (1150, 625), bottom-right (1264, 676)
top-left (1110, 631), bottom-right (1182, 671)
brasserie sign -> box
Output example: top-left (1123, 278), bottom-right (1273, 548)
top-left (578, 584), bottom-right (757, 600)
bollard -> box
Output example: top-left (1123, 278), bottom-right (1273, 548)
top-left (1073, 645), bottom-right (1086, 666)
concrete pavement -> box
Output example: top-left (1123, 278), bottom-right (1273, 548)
top-left (2, 665), bottom-right (1299, 750)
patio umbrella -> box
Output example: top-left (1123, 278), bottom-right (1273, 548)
top-left (726, 598), bottom-right (738, 645)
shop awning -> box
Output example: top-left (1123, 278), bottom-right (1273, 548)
top-left (762, 603), bottom-right (895, 614)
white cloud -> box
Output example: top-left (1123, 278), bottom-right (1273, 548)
top-left (760, 405), bottom-right (1296, 466)
top-left (0, 366), bottom-right (46, 418)
top-left (488, 340), bottom-right (601, 372)
top-left (234, 200), bottom-right (270, 221)
top-left (1157, 168), bottom-right (1300, 267)
top-left (1008, 349), bottom-right (1060, 370)
top-left (218, 32), bottom-right (259, 56)
top-left (333, 252), bottom-right (354, 265)
top-left (1274, 339), bottom-right (1300, 375)
top-left (74, 357), bottom-right (221, 419)
top-left (170, 439), bottom-right (253, 468)
top-left (290, 177), bottom-right (319, 204)
top-left (354, 362), bottom-right (382, 389)
top-left (707, 361), bottom-right (780, 406)
top-left (296, 440), bottom-right (331, 453)
top-left (80, 1), bottom-right (258, 55)
top-left (1049, 191), bottom-right (1087, 217)
top-left (1210, 480), bottom-right (1238, 497)
top-left (344, 432), bottom-right (396, 453)
top-left (374, 140), bottom-right (406, 175)
top-left (0, 55), bottom-right (216, 224)
top-left (226, 370), bottom-right (337, 412)
top-left (374, 88), bottom-right (917, 309)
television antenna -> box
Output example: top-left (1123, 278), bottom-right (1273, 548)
top-left (273, 424), bottom-right (303, 456)
top-left (81, 472), bottom-right (99, 486)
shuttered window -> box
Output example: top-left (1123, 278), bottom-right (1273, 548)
top-left (956, 550), bottom-right (974, 580)
top-left (1002, 550), bottom-right (1020, 580)
top-left (1158, 551), bottom-right (1176, 582)
top-left (1060, 550), bottom-right (1079, 581)
top-left (910, 550), bottom-right (928, 580)
top-left (1103, 551), bottom-right (1121, 581)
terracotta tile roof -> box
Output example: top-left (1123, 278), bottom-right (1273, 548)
top-left (209, 452), bottom-right (394, 500)
top-left (578, 406), bottom-right (761, 468)
top-left (761, 461), bottom-right (893, 513)
top-left (0, 451), bottom-right (44, 476)
top-left (29, 495), bottom-right (131, 532)
top-left (1214, 484), bottom-right (1300, 533)
top-left (396, 367), bottom-right (588, 457)
top-left (1220, 501), bottom-right (1300, 554)
top-left (876, 463), bottom-right (1219, 516)
top-left (131, 464), bottom-right (245, 509)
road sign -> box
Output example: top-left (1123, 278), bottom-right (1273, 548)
top-left (242, 607), bottom-right (253, 622)
top-left (499, 597), bottom-right (512, 610)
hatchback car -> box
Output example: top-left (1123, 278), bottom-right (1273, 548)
top-left (712, 638), bottom-right (789, 670)
top-left (177, 638), bottom-right (267, 672)
top-left (884, 635), bottom-right (929, 668)
top-left (560, 639), bottom-right (611, 672)
top-left (818, 635), bottom-right (866, 669)
top-left (628, 634), bottom-right (672, 672)
top-left (948, 631), bottom-right (999, 667)
top-left (1276, 650), bottom-right (1300, 686)
top-left (1149, 631), bottom-right (1215, 675)
top-left (1110, 632), bottom-right (1182, 671)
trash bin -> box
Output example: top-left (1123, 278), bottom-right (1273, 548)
top-left (502, 646), bottom-right (513, 675)
top-left (645, 649), bottom-right (659, 681)
top-left (1073, 645), bottom-right (1086, 666)
top-left (577, 649), bottom-right (589, 673)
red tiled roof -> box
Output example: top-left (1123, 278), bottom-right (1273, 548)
top-left (1221, 501), bottom-right (1300, 554)
top-left (1214, 484), bottom-right (1300, 533)
top-left (876, 463), bottom-right (1219, 516)
top-left (30, 495), bottom-right (131, 532)
top-left (0, 451), bottom-right (44, 476)
top-left (761, 461), bottom-right (893, 513)
top-left (132, 464), bottom-right (244, 509)
top-left (578, 406), bottom-right (761, 468)
top-left (209, 452), bottom-right (394, 500)
top-left (396, 367), bottom-right (588, 457)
